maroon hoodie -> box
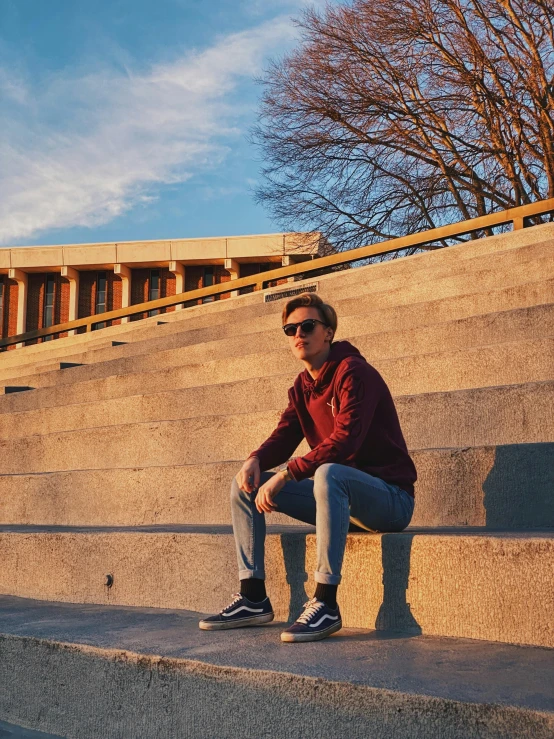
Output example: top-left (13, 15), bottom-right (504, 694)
top-left (249, 340), bottom-right (417, 497)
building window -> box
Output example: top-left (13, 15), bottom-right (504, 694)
top-left (148, 269), bottom-right (160, 317)
top-left (95, 271), bottom-right (107, 329)
top-left (43, 273), bottom-right (55, 340)
top-left (202, 266), bottom-right (215, 303)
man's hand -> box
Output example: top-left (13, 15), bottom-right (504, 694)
top-left (236, 457), bottom-right (261, 494)
top-left (255, 472), bottom-right (287, 514)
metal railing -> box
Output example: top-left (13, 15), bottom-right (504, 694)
top-left (1, 198), bottom-right (553, 350)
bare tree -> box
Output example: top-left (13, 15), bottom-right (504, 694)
top-left (253, 0), bottom-right (554, 253)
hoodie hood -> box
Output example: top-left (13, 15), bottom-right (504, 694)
top-left (301, 340), bottom-right (363, 399)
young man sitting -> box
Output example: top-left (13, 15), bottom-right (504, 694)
top-left (200, 292), bottom-right (417, 642)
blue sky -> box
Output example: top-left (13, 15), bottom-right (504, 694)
top-left (0, 0), bottom-right (329, 247)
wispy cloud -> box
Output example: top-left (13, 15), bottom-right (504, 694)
top-left (0, 16), bottom-right (298, 245)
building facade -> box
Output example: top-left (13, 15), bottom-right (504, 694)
top-left (0, 232), bottom-right (325, 344)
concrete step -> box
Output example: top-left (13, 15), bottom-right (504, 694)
top-left (2, 237), bottom-right (552, 385)
top-left (334, 248), bottom-right (554, 317)
top-left (321, 239), bottom-right (553, 308)
top-left (86, 272), bottom-right (554, 366)
top-left (1, 444), bottom-right (551, 529)
top-left (0, 358), bottom-right (550, 446)
top-left (5, 227), bottom-right (552, 378)
top-left (0, 526), bottom-right (552, 647)
top-left (1, 325), bottom-right (554, 471)
top-left (1, 596), bottom-right (552, 739)
top-left (0, 331), bottom-right (552, 416)
top-left (0, 361), bottom-right (551, 449)
top-left (2, 221), bottom-right (551, 372)
top-left (3, 274), bottom-right (550, 411)
top-left (5, 299), bottom-right (552, 391)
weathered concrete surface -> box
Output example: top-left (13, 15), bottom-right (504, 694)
top-left (0, 331), bottom-right (552, 420)
top-left (54, 297), bottom-right (554, 372)
top-left (0, 235), bottom-right (550, 382)
top-left (2, 274), bottom-right (551, 420)
top-left (0, 375), bottom-right (549, 443)
top-left (1, 353), bottom-right (554, 474)
top-left (3, 248), bottom-right (553, 389)
top-left (0, 527), bottom-right (552, 646)
top-left (3, 269), bottom-right (551, 391)
top-left (0, 596), bottom-right (552, 738)
top-left (1, 221), bottom-right (551, 374)
top-left (2, 233), bottom-right (552, 384)
top-left (0, 445), bottom-right (552, 530)
top-left (399, 381), bottom-right (554, 448)
top-left (3, 299), bottom-right (552, 391)
top-left (0, 358), bottom-right (551, 446)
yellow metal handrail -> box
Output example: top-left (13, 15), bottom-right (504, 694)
top-left (1, 198), bottom-right (553, 349)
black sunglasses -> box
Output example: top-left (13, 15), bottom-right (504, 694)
top-left (282, 318), bottom-right (328, 337)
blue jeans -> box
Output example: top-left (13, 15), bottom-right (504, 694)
top-left (230, 462), bottom-right (415, 585)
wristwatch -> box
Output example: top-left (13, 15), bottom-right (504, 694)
top-left (281, 466), bottom-right (292, 482)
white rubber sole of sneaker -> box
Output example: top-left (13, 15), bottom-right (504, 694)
top-left (280, 620), bottom-right (343, 643)
top-left (199, 613), bottom-right (274, 630)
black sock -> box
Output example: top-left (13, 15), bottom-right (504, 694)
top-left (240, 578), bottom-right (267, 603)
top-left (314, 583), bottom-right (338, 609)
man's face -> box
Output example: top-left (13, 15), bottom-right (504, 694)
top-left (285, 307), bottom-right (333, 362)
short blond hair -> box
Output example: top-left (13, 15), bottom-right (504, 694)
top-left (282, 292), bottom-right (337, 340)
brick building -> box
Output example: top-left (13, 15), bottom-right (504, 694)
top-left (0, 232), bottom-right (326, 343)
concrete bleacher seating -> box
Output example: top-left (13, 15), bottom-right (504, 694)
top-left (0, 224), bottom-right (553, 737)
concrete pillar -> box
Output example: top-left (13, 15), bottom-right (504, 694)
top-left (114, 264), bottom-right (131, 324)
top-left (169, 261), bottom-right (185, 310)
top-left (61, 266), bottom-right (79, 336)
top-left (8, 268), bottom-right (27, 348)
top-left (224, 258), bottom-right (240, 297)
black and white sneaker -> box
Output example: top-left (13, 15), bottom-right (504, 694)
top-left (199, 593), bottom-right (274, 630)
top-left (280, 597), bottom-right (342, 642)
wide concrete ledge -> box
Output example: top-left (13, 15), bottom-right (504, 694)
top-left (326, 241), bottom-right (553, 306)
top-left (0, 597), bottom-right (552, 739)
top-left (0, 271), bottom-right (552, 414)
top-left (2, 240), bottom-right (553, 388)
top-left (0, 379), bottom-right (553, 474)
top-left (2, 221), bottom-right (551, 368)
top-left (2, 273), bottom-right (551, 386)
top-left (0, 445), bottom-right (552, 529)
top-left (2, 299), bottom-right (552, 390)
top-left (0, 331), bottom-right (552, 417)
top-left (1, 234), bottom-right (549, 359)
top-left (1, 231), bottom-right (551, 378)
top-left (0, 527), bottom-right (552, 647)
top-left (0, 377), bottom-right (551, 447)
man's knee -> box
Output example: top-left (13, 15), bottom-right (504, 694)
top-left (313, 463), bottom-right (344, 496)
top-left (230, 473), bottom-right (243, 504)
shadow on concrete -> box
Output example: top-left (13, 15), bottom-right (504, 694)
top-left (257, 444), bottom-right (554, 638)
top-left (375, 532), bottom-right (421, 635)
top-left (483, 443), bottom-right (554, 528)
top-left (278, 525), bottom-right (422, 635)
top-left (279, 532), bottom-right (309, 622)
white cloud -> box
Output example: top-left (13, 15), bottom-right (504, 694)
top-left (0, 17), bottom-right (298, 245)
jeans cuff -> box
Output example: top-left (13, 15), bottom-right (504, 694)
top-left (239, 568), bottom-right (265, 580)
top-left (314, 571), bottom-right (342, 585)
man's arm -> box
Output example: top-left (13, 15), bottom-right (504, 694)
top-left (287, 364), bottom-right (381, 481)
top-left (247, 390), bottom-right (305, 472)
